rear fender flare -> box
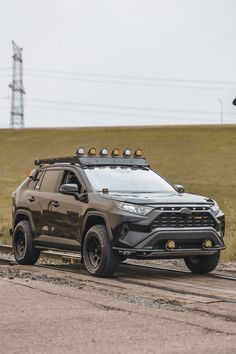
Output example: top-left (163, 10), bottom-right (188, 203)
top-left (13, 210), bottom-right (36, 234)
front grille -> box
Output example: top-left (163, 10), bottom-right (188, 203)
top-left (152, 212), bottom-right (216, 229)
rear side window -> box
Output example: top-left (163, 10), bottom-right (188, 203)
top-left (40, 170), bottom-right (61, 193)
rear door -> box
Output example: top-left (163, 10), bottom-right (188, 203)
top-left (29, 169), bottom-right (62, 246)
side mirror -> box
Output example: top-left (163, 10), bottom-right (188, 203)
top-left (60, 184), bottom-right (88, 203)
top-left (174, 184), bottom-right (185, 193)
top-left (60, 183), bottom-right (79, 194)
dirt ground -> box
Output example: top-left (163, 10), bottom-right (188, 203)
top-left (0, 261), bottom-right (235, 354)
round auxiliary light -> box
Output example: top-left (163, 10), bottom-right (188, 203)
top-left (99, 147), bottom-right (108, 157)
top-left (134, 148), bottom-right (142, 158)
top-left (203, 239), bottom-right (213, 249)
top-left (166, 240), bottom-right (176, 250)
top-left (111, 148), bottom-right (120, 157)
top-left (76, 147), bottom-right (85, 156)
top-left (123, 148), bottom-right (131, 158)
top-left (88, 147), bottom-right (96, 156)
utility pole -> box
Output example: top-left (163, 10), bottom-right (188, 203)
top-left (9, 41), bottom-right (25, 128)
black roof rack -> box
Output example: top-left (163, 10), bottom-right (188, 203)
top-left (35, 156), bottom-right (78, 166)
top-left (35, 156), bottom-right (149, 168)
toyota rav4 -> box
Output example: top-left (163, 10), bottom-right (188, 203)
top-left (11, 147), bottom-right (225, 277)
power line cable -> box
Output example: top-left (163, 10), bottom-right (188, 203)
top-left (25, 68), bottom-right (236, 86)
top-left (28, 97), bottom-right (236, 115)
top-left (24, 73), bottom-right (236, 91)
top-left (27, 102), bottom-right (236, 117)
top-left (28, 105), bottom-right (234, 124)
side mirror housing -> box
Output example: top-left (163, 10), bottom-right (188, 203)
top-left (60, 184), bottom-right (79, 194)
top-left (174, 184), bottom-right (185, 193)
top-left (60, 184), bottom-right (88, 203)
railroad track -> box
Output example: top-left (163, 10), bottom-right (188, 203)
top-left (1, 242), bottom-right (236, 323)
top-left (0, 243), bottom-right (235, 281)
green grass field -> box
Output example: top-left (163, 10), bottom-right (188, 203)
top-left (0, 125), bottom-right (235, 260)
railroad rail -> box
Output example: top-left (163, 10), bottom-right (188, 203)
top-left (0, 243), bottom-right (235, 282)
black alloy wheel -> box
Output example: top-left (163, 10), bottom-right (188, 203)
top-left (83, 225), bottom-right (119, 277)
top-left (13, 220), bottom-right (41, 265)
top-left (15, 230), bottom-right (26, 258)
top-left (87, 236), bottom-right (102, 268)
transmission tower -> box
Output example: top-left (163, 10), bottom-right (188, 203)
top-left (9, 41), bottom-right (25, 128)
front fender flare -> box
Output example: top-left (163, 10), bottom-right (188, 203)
top-left (82, 211), bottom-right (113, 241)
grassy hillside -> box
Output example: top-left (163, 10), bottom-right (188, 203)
top-left (0, 125), bottom-right (235, 260)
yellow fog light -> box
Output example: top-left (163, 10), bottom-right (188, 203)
top-left (111, 148), bottom-right (120, 157)
top-left (88, 147), bottom-right (96, 156)
top-left (203, 239), bottom-right (213, 249)
top-left (166, 240), bottom-right (176, 250)
top-left (134, 148), bottom-right (142, 158)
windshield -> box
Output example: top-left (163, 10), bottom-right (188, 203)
top-left (84, 167), bottom-right (177, 193)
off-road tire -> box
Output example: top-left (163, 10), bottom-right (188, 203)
top-left (184, 251), bottom-right (220, 274)
top-left (83, 225), bottom-right (119, 277)
top-left (13, 220), bottom-right (40, 265)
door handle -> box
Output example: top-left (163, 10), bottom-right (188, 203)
top-left (51, 200), bottom-right (60, 207)
top-left (28, 196), bottom-right (35, 202)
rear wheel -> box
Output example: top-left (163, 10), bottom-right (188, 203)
top-left (83, 225), bottom-right (119, 277)
top-left (184, 251), bottom-right (220, 274)
top-left (13, 220), bottom-right (40, 265)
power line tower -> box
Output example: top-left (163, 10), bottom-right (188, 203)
top-left (9, 41), bottom-right (25, 128)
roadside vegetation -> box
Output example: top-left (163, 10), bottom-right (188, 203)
top-left (0, 125), bottom-right (235, 260)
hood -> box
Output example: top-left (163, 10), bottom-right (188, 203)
top-left (99, 191), bottom-right (212, 206)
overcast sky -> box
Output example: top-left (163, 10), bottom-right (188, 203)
top-left (0, 0), bottom-right (236, 128)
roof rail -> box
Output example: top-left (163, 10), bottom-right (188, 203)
top-left (35, 156), bottom-right (79, 166)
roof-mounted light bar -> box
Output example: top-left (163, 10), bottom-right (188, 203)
top-left (100, 147), bottom-right (108, 157)
top-left (134, 149), bottom-right (142, 158)
top-left (35, 147), bottom-right (147, 167)
top-left (75, 147), bottom-right (143, 158)
top-left (123, 148), bottom-right (131, 158)
top-left (88, 147), bottom-right (96, 156)
top-left (111, 148), bottom-right (120, 157)
top-left (77, 147), bottom-right (85, 157)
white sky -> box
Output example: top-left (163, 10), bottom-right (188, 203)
top-left (0, 0), bottom-right (236, 128)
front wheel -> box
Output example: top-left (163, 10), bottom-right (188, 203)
top-left (83, 225), bottom-right (119, 277)
top-left (184, 251), bottom-right (220, 274)
top-left (13, 220), bottom-right (41, 265)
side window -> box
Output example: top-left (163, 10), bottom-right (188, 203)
top-left (61, 170), bottom-right (82, 194)
top-left (40, 170), bottom-right (61, 193)
top-left (34, 171), bottom-right (43, 190)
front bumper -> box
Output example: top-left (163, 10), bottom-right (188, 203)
top-left (115, 227), bottom-right (225, 258)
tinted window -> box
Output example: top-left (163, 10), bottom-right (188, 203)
top-left (34, 171), bottom-right (43, 190)
top-left (40, 170), bottom-right (61, 193)
top-left (61, 170), bottom-right (82, 194)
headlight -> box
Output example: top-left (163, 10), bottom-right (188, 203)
top-left (210, 200), bottom-right (220, 214)
top-left (115, 201), bottom-right (153, 216)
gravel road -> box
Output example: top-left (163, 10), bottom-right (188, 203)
top-left (0, 260), bottom-right (235, 354)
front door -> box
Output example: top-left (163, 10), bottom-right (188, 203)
top-left (49, 169), bottom-right (83, 250)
